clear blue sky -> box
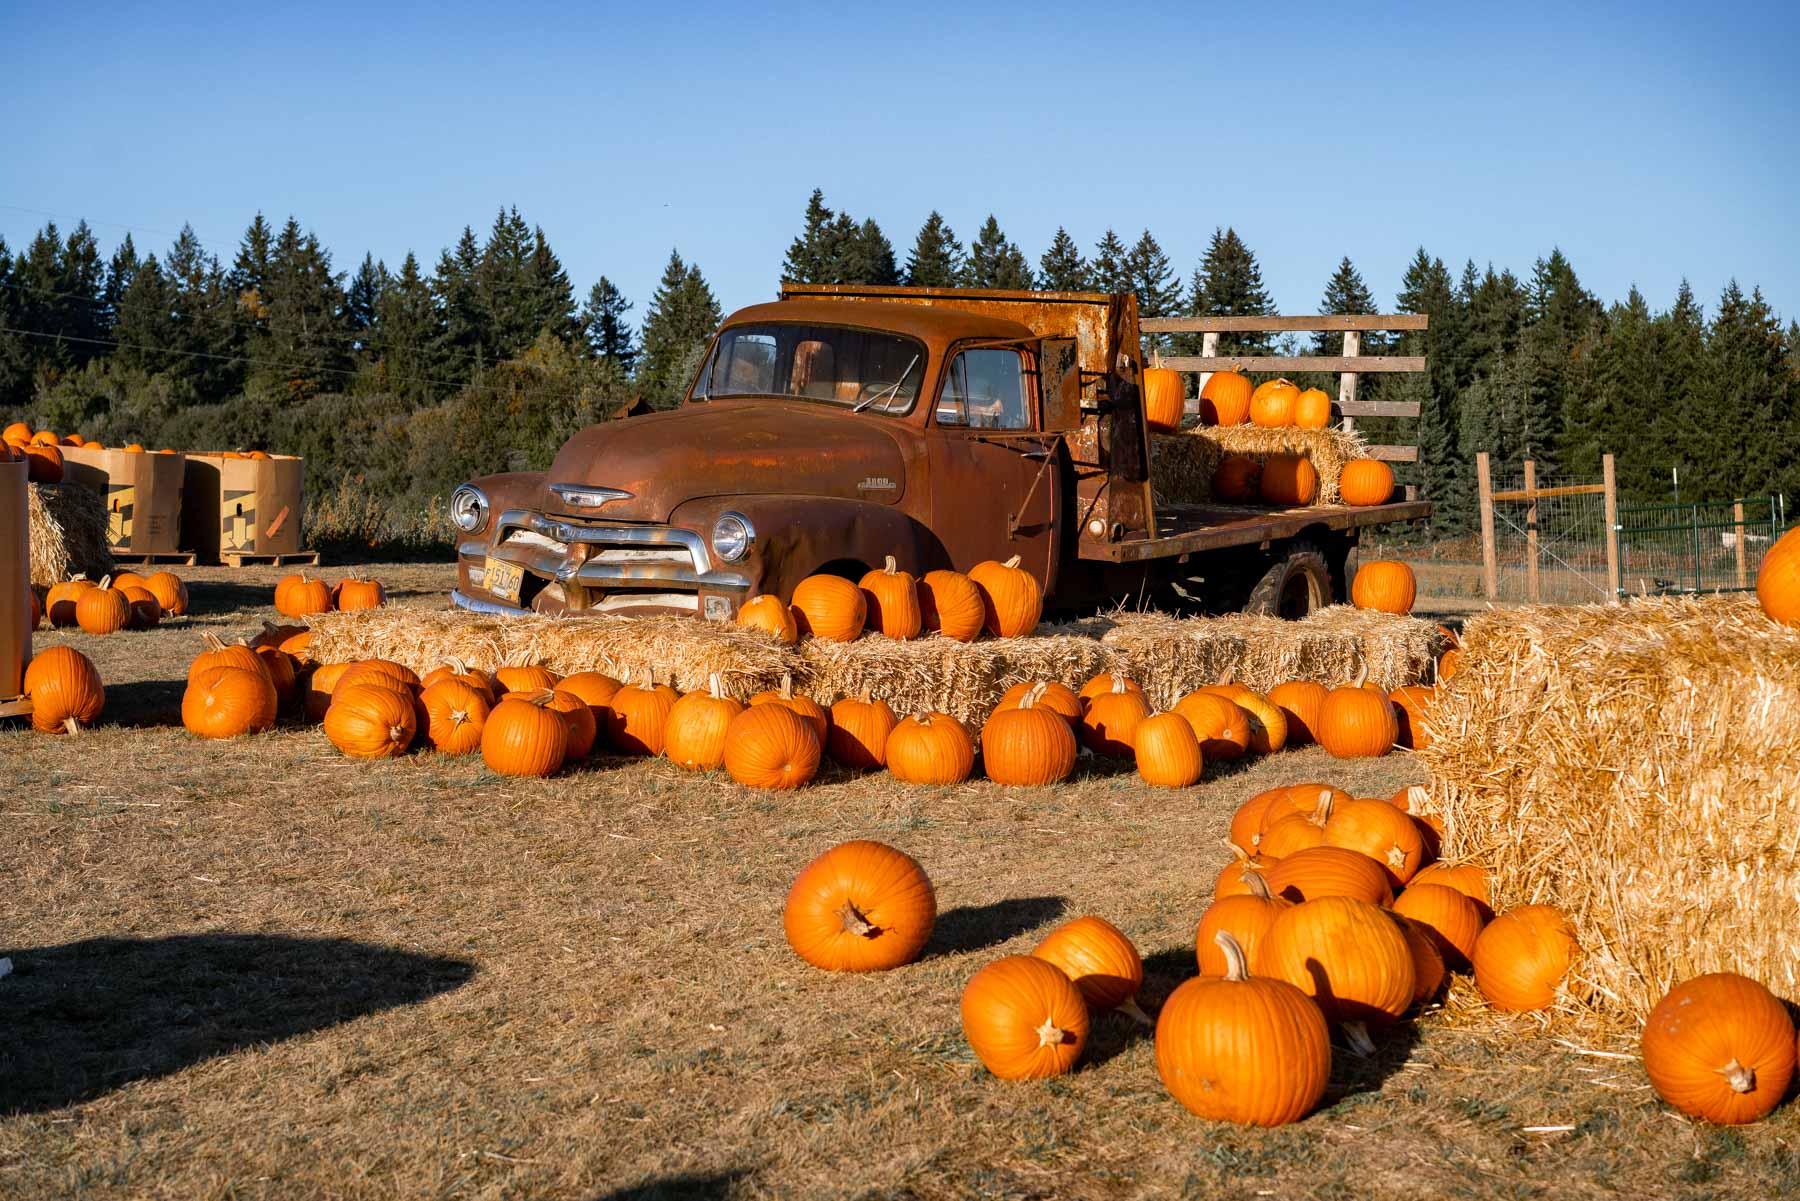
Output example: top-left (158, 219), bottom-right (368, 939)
top-left (6, 1), bottom-right (1796, 324)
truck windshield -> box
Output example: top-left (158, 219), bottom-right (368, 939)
top-left (693, 323), bottom-right (926, 412)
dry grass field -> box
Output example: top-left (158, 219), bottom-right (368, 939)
top-left (5, 562), bottom-right (1798, 1200)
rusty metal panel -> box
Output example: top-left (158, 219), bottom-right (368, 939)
top-left (1039, 338), bottom-right (1081, 432)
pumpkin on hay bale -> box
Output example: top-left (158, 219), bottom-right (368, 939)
top-left (1148, 422), bottom-right (1370, 508)
top-left (1415, 594), bottom-right (1800, 1023)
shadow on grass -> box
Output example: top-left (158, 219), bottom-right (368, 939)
top-left (185, 579), bottom-right (283, 618)
top-left (0, 932), bottom-right (475, 1116)
top-left (101, 678), bottom-right (187, 727)
top-left (589, 1168), bottom-right (752, 1200)
top-left (926, 895), bottom-right (1067, 957)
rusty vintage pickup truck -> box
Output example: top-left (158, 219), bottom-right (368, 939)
top-left (448, 285), bottom-right (1429, 621)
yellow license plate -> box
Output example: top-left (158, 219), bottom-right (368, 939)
top-left (484, 557), bottom-right (525, 605)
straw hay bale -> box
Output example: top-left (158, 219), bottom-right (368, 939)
top-left (1417, 595), bottom-right (1800, 1021)
top-left (27, 482), bottom-right (112, 588)
top-left (1150, 424), bottom-right (1369, 507)
top-left (304, 607), bottom-right (798, 700)
top-left (1299, 604), bottom-right (1443, 692)
top-left (798, 625), bottom-right (1127, 726)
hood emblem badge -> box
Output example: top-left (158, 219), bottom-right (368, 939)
top-left (550, 483), bottom-right (633, 508)
top-left (857, 476), bottom-right (897, 492)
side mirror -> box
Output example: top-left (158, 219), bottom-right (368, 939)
top-left (1039, 338), bottom-right (1082, 431)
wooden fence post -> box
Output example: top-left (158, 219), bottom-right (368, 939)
top-left (1197, 331), bottom-right (1219, 407)
top-left (1523, 459), bottom-right (1539, 603)
top-left (1603, 453), bottom-right (1621, 603)
top-left (1733, 500), bottom-right (1748, 588)
top-left (1338, 330), bottom-right (1360, 433)
top-left (1478, 452), bottom-right (1497, 600)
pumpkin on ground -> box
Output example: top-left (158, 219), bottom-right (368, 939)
top-left (1351, 560), bottom-right (1417, 614)
top-left (546, 688), bottom-right (598, 758)
top-left (1317, 678), bottom-right (1398, 758)
top-left (1260, 896), bottom-right (1415, 1054)
top-left (1173, 690), bottom-right (1250, 761)
top-left (1142, 355), bottom-right (1185, 434)
top-left (1323, 797), bottom-right (1425, 888)
top-left (420, 678), bottom-right (490, 754)
top-left (737, 594), bottom-right (799, 644)
top-left (1755, 524), bottom-right (1800, 625)
top-left (75, 577), bottom-right (132, 635)
top-left (749, 673), bottom-right (830, 745)
top-left (1032, 915), bottom-right (1149, 1021)
top-left (1134, 711), bottom-right (1203, 788)
top-left (1259, 792), bottom-right (1333, 858)
top-left (1388, 685), bottom-right (1436, 750)
top-left (325, 682), bottom-right (417, 759)
top-left (1259, 454), bottom-right (1317, 506)
top-left (858, 556), bottom-right (922, 640)
top-left (1642, 972), bottom-right (1797, 1125)
top-left (917, 569), bottom-right (985, 642)
top-left (1472, 904), bottom-right (1577, 1012)
top-left (980, 687), bottom-right (1077, 786)
top-left (723, 702), bottom-right (820, 790)
top-left (22, 646), bottom-right (104, 733)
top-left (1213, 845), bottom-right (1280, 900)
top-left (791, 573), bottom-right (867, 642)
top-left (1157, 931), bottom-right (1330, 1125)
top-left (1262, 846), bottom-right (1394, 907)
top-left (494, 657), bottom-right (559, 695)
top-left (1409, 861), bottom-right (1494, 921)
top-left (783, 839), bottom-right (936, 972)
top-left (960, 956), bottom-right (1089, 1080)
top-left (421, 657), bottom-right (495, 700)
top-left (1195, 873), bottom-right (1290, 975)
top-left (276, 574), bottom-right (333, 617)
top-left (1248, 379), bottom-right (1301, 428)
top-left (1257, 784), bottom-right (1354, 838)
top-left (252, 645), bottom-right (298, 708)
top-left (334, 658), bottom-right (418, 694)
top-left (1229, 786), bottom-right (1294, 851)
top-left (1396, 914), bottom-right (1448, 1007)
top-left (1392, 883), bottom-right (1485, 970)
top-left (1079, 676), bottom-right (1150, 759)
top-left (1078, 672), bottom-right (1143, 704)
top-left (664, 673), bottom-right (743, 771)
top-left (182, 666), bottom-right (277, 739)
top-left (886, 712), bottom-right (976, 785)
top-left (144, 571), bottom-right (189, 616)
top-left (45, 577), bottom-right (94, 627)
top-left (480, 691), bottom-right (568, 776)
top-left (120, 585), bottom-right (161, 630)
top-left (1227, 689), bottom-right (1288, 754)
top-left (1212, 455), bottom-right (1262, 502)
top-left (1293, 387), bottom-right (1331, 430)
top-left (826, 693), bottom-right (898, 771)
top-left (303, 663), bottom-right (351, 723)
top-left (995, 679), bottom-right (1082, 729)
top-left (1340, 459), bottom-right (1395, 506)
top-left (604, 669), bottom-right (679, 755)
top-left (1199, 368), bottom-right (1252, 426)
top-left (1267, 680), bottom-right (1327, 745)
top-left (334, 577), bottom-right (386, 611)
top-left (968, 555), bottom-right (1042, 637)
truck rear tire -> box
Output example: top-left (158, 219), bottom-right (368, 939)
top-left (1243, 541), bottom-right (1333, 619)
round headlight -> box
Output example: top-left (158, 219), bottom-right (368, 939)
top-left (449, 484), bottom-right (489, 533)
top-left (710, 511), bottom-right (754, 562)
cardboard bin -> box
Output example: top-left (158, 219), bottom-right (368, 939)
top-left (180, 454), bottom-right (224, 562)
top-left (218, 455), bottom-right (305, 557)
top-left (1, 459), bottom-right (29, 701)
top-left (60, 446), bottom-right (187, 554)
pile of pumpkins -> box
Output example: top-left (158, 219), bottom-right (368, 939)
top-left (33, 571), bottom-right (190, 636)
top-left (274, 572), bottom-right (387, 617)
top-left (1, 422), bottom-right (194, 483)
top-left (737, 554), bottom-right (1040, 645)
top-left (784, 804), bottom-right (1800, 1129)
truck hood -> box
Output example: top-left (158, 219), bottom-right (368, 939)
top-left (543, 400), bottom-right (907, 522)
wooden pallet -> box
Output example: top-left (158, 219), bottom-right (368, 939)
top-left (0, 696), bottom-right (34, 720)
top-left (219, 550), bottom-right (320, 567)
top-left (108, 550), bottom-right (200, 566)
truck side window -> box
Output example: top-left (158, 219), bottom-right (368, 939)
top-left (936, 348), bottom-right (1029, 430)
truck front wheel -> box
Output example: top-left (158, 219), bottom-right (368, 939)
top-left (1243, 541), bottom-right (1334, 619)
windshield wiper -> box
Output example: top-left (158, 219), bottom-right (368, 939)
top-left (852, 355), bottom-right (920, 413)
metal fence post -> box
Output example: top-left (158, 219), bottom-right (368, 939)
top-left (1734, 501), bottom-right (1748, 588)
top-left (1523, 458), bottom-right (1539, 603)
top-left (1603, 454), bottom-right (1620, 602)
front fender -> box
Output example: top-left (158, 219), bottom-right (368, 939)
top-left (668, 494), bottom-right (948, 599)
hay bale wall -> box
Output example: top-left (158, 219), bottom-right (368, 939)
top-left (28, 483), bottom-right (112, 588)
top-left (1418, 596), bottom-right (1800, 1020)
top-left (1151, 425), bottom-right (1369, 507)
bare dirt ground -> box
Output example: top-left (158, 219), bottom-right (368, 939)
top-left (4, 561), bottom-right (1795, 1200)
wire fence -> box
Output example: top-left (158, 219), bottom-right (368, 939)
top-left (1616, 495), bottom-right (1790, 596)
top-left (1487, 470), bottom-right (1616, 604)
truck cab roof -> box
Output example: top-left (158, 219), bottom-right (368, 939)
top-left (720, 299), bottom-right (1037, 353)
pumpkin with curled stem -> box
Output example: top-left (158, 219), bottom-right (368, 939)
top-left (980, 686), bottom-right (1076, 786)
top-left (749, 672), bottom-right (829, 745)
top-left (22, 645), bottom-right (105, 733)
top-left (961, 955), bottom-right (1088, 1080)
top-left (1032, 915), bottom-right (1150, 1023)
top-left (1079, 676), bottom-right (1150, 759)
top-left (858, 555), bottom-right (922, 640)
top-left (1260, 896), bottom-right (1415, 1055)
top-left (968, 555), bottom-right (1042, 638)
top-left (420, 678), bottom-right (490, 755)
top-left (1642, 972), bottom-right (1797, 1125)
top-left (783, 839), bottom-right (935, 972)
top-left (1196, 873), bottom-right (1290, 976)
top-left (736, 593), bottom-right (798, 644)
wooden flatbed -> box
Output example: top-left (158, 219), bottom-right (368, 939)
top-left (1085, 500), bottom-right (1433, 563)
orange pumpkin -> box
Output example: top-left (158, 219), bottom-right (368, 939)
top-left (1351, 560), bottom-right (1417, 614)
top-left (494, 659), bottom-right (559, 695)
top-left (74, 577), bottom-right (132, 635)
top-left (1323, 797), bottom-right (1424, 888)
top-left (120, 584), bottom-right (161, 630)
top-left (556, 670), bottom-right (622, 726)
top-left (1438, 647), bottom-right (1462, 683)
top-left (826, 692), bottom-right (898, 771)
top-left (1213, 845), bottom-right (1280, 900)
top-left (1756, 525), bottom-right (1800, 625)
top-left (1317, 679), bottom-right (1398, 758)
top-left (182, 666), bottom-right (277, 739)
top-left (251, 645), bottom-right (298, 708)
top-left (980, 689), bottom-right (1077, 786)
top-left (886, 711), bottom-right (976, 785)
top-left (960, 956), bottom-right (1089, 1080)
top-left (1258, 454), bottom-right (1317, 506)
top-left (24, 443), bottom-right (64, 483)
top-left (1196, 873), bottom-right (1291, 975)
top-left (1260, 897), bottom-right (1415, 1053)
top-left (1262, 846), bottom-right (1394, 907)
top-left (723, 702), bottom-right (820, 790)
top-left (1293, 387), bottom-right (1331, 430)
top-left (45, 576), bottom-right (95, 627)
top-left (22, 645), bottom-right (105, 733)
top-left (481, 691), bottom-right (568, 776)
top-left (1472, 905), bottom-right (1577, 1012)
top-left (334, 577), bottom-right (386, 611)
top-left (737, 593), bottom-right (799, 644)
top-left (783, 839), bottom-right (936, 972)
top-left (1032, 915), bottom-right (1147, 1018)
top-left (1134, 711), bottom-right (1203, 788)
top-left (664, 673), bottom-right (743, 771)
top-left (1173, 690), bottom-right (1250, 761)
top-left (1267, 680), bottom-right (1327, 746)
top-left (1396, 913), bottom-right (1447, 1007)
top-left (277, 573), bottom-right (333, 617)
top-left (143, 571), bottom-right (189, 616)
top-left (1199, 368), bottom-right (1252, 426)
top-left (1642, 972), bottom-right (1797, 1125)
top-left (604, 669), bottom-right (679, 755)
top-left (1248, 378), bottom-right (1300, 428)
top-left (1077, 672), bottom-right (1143, 704)
top-left (917, 569), bottom-right (985, 642)
top-left (791, 573), bottom-right (867, 642)
top-left (1212, 454), bottom-right (1262, 503)
top-left (858, 555), bottom-right (922, 640)
top-left (1409, 861), bottom-right (1494, 921)
top-left (1392, 883), bottom-right (1485, 970)
top-left (1142, 358), bottom-right (1185, 434)
top-left (325, 682), bottom-right (417, 759)
top-left (1388, 685), bottom-right (1436, 750)
top-left (420, 678), bottom-right (490, 755)
top-left (420, 656), bottom-right (495, 701)
top-left (303, 663), bottom-right (352, 723)
top-left (995, 679), bottom-right (1082, 730)
top-left (546, 688), bottom-right (598, 758)
top-left (1339, 459), bottom-right (1395, 506)
top-left (968, 555), bottom-right (1042, 638)
top-left (1078, 676), bottom-right (1150, 759)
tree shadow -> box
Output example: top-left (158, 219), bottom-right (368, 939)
top-left (101, 678), bottom-right (187, 728)
top-left (589, 1168), bottom-right (753, 1200)
top-left (0, 932), bottom-right (476, 1115)
top-left (926, 895), bottom-right (1067, 957)
top-left (1081, 944), bottom-right (1191, 1068)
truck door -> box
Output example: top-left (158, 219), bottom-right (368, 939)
top-left (924, 345), bottom-right (1063, 589)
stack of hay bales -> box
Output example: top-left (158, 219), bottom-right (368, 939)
top-left (1418, 595), bottom-right (1800, 1020)
top-left (1151, 425), bottom-right (1370, 507)
top-left (27, 482), bottom-right (112, 588)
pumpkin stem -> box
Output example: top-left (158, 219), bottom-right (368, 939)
top-left (1309, 789), bottom-right (1334, 827)
top-left (1117, 996), bottom-right (1155, 1027)
top-left (447, 655), bottom-right (470, 674)
top-left (1110, 676), bottom-right (1126, 696)
top-left (63, 715), bottom-right (81, 735)
top-left (201, 632), bottom-right (225, 652)
top-left (97, 574), bottom-right (112, 590)
top-left (1034, 1016), bottom-right (1068, 1048)
top-left (883, 554), bottom-right (898, 575)
top-left (837, 901), bottom-right (876, 937)
top-left (1342, 1021), bottom-right (1378, 1057)
top-left (1717, 1059), bottom-right (1757, 1094)
top-left (1352, 667), bottom-right (1369, 689)
top-left (1213, 931), bottom-right (1251, 982)
top-left (779, 672), bottom-right (794, 700)
top-left (1406, 784), bottom-right (1429, 810)
top-left (709, 671), bottom-right (724, 700)
top-left (521, 690), bottom-right (556, 708)
top-left (1021, 682), bottom-right (1045, 710)
top-left (1150, 348), bottom-right (1164, 370)
top-left (1244, 871), bottom-right (1272, 901)
top-left (1001, 555), bottom-right (1022, 570)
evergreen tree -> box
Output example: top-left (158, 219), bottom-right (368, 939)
top-left (345, 253), bottom-right (385, 338)
top-left (369, 251), bottom-right (441, 401)
top-left (782, 189), bottom-right (837, 283)
top-left (1314, 257), bottom-right (1383, 353)
top-left (0, 236), bottom-right (26, 407)
top-left (1191, 228), bottom-right (1275, 356)
top-left (231, 214), bottom-right (274, 311)
top-left (101, 234), bottom-right (139, 333)
top-left (840, 218), bottom-right (899, 285)
top-left (966, 215), bottom-right (1034, 289)
top-left (1090, 229), bottom-right (1129, 294)
top-left (432, 226), bottom-right (485, 377)
top-left (1038, 227), bottom-right (1088, 291)
top-left (164, 223), bottom-right (237, 400)
top-left (253, 218), bottom-right (349, 398)
top-left (580, 276), bottom-right (636, 372)
top-left (1571, 288), bottom-right (1659, 493)
top-left (1124, 229), bottom-right (1178, 349)
top-left (476, 207), bottom-right (538, 360)
top-left (904, 213), bottom-right (964, 287)
top-left (527, 226), bottom-right (578, 343)
top-left (112, 254), bottom-right (180, 376)
top-left (1396, 248), bottom-right (1471, 532)
top-left (638, 250), bottom-right (720, 404)
top-left (1701, 282), bottom-right (1789, 501)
